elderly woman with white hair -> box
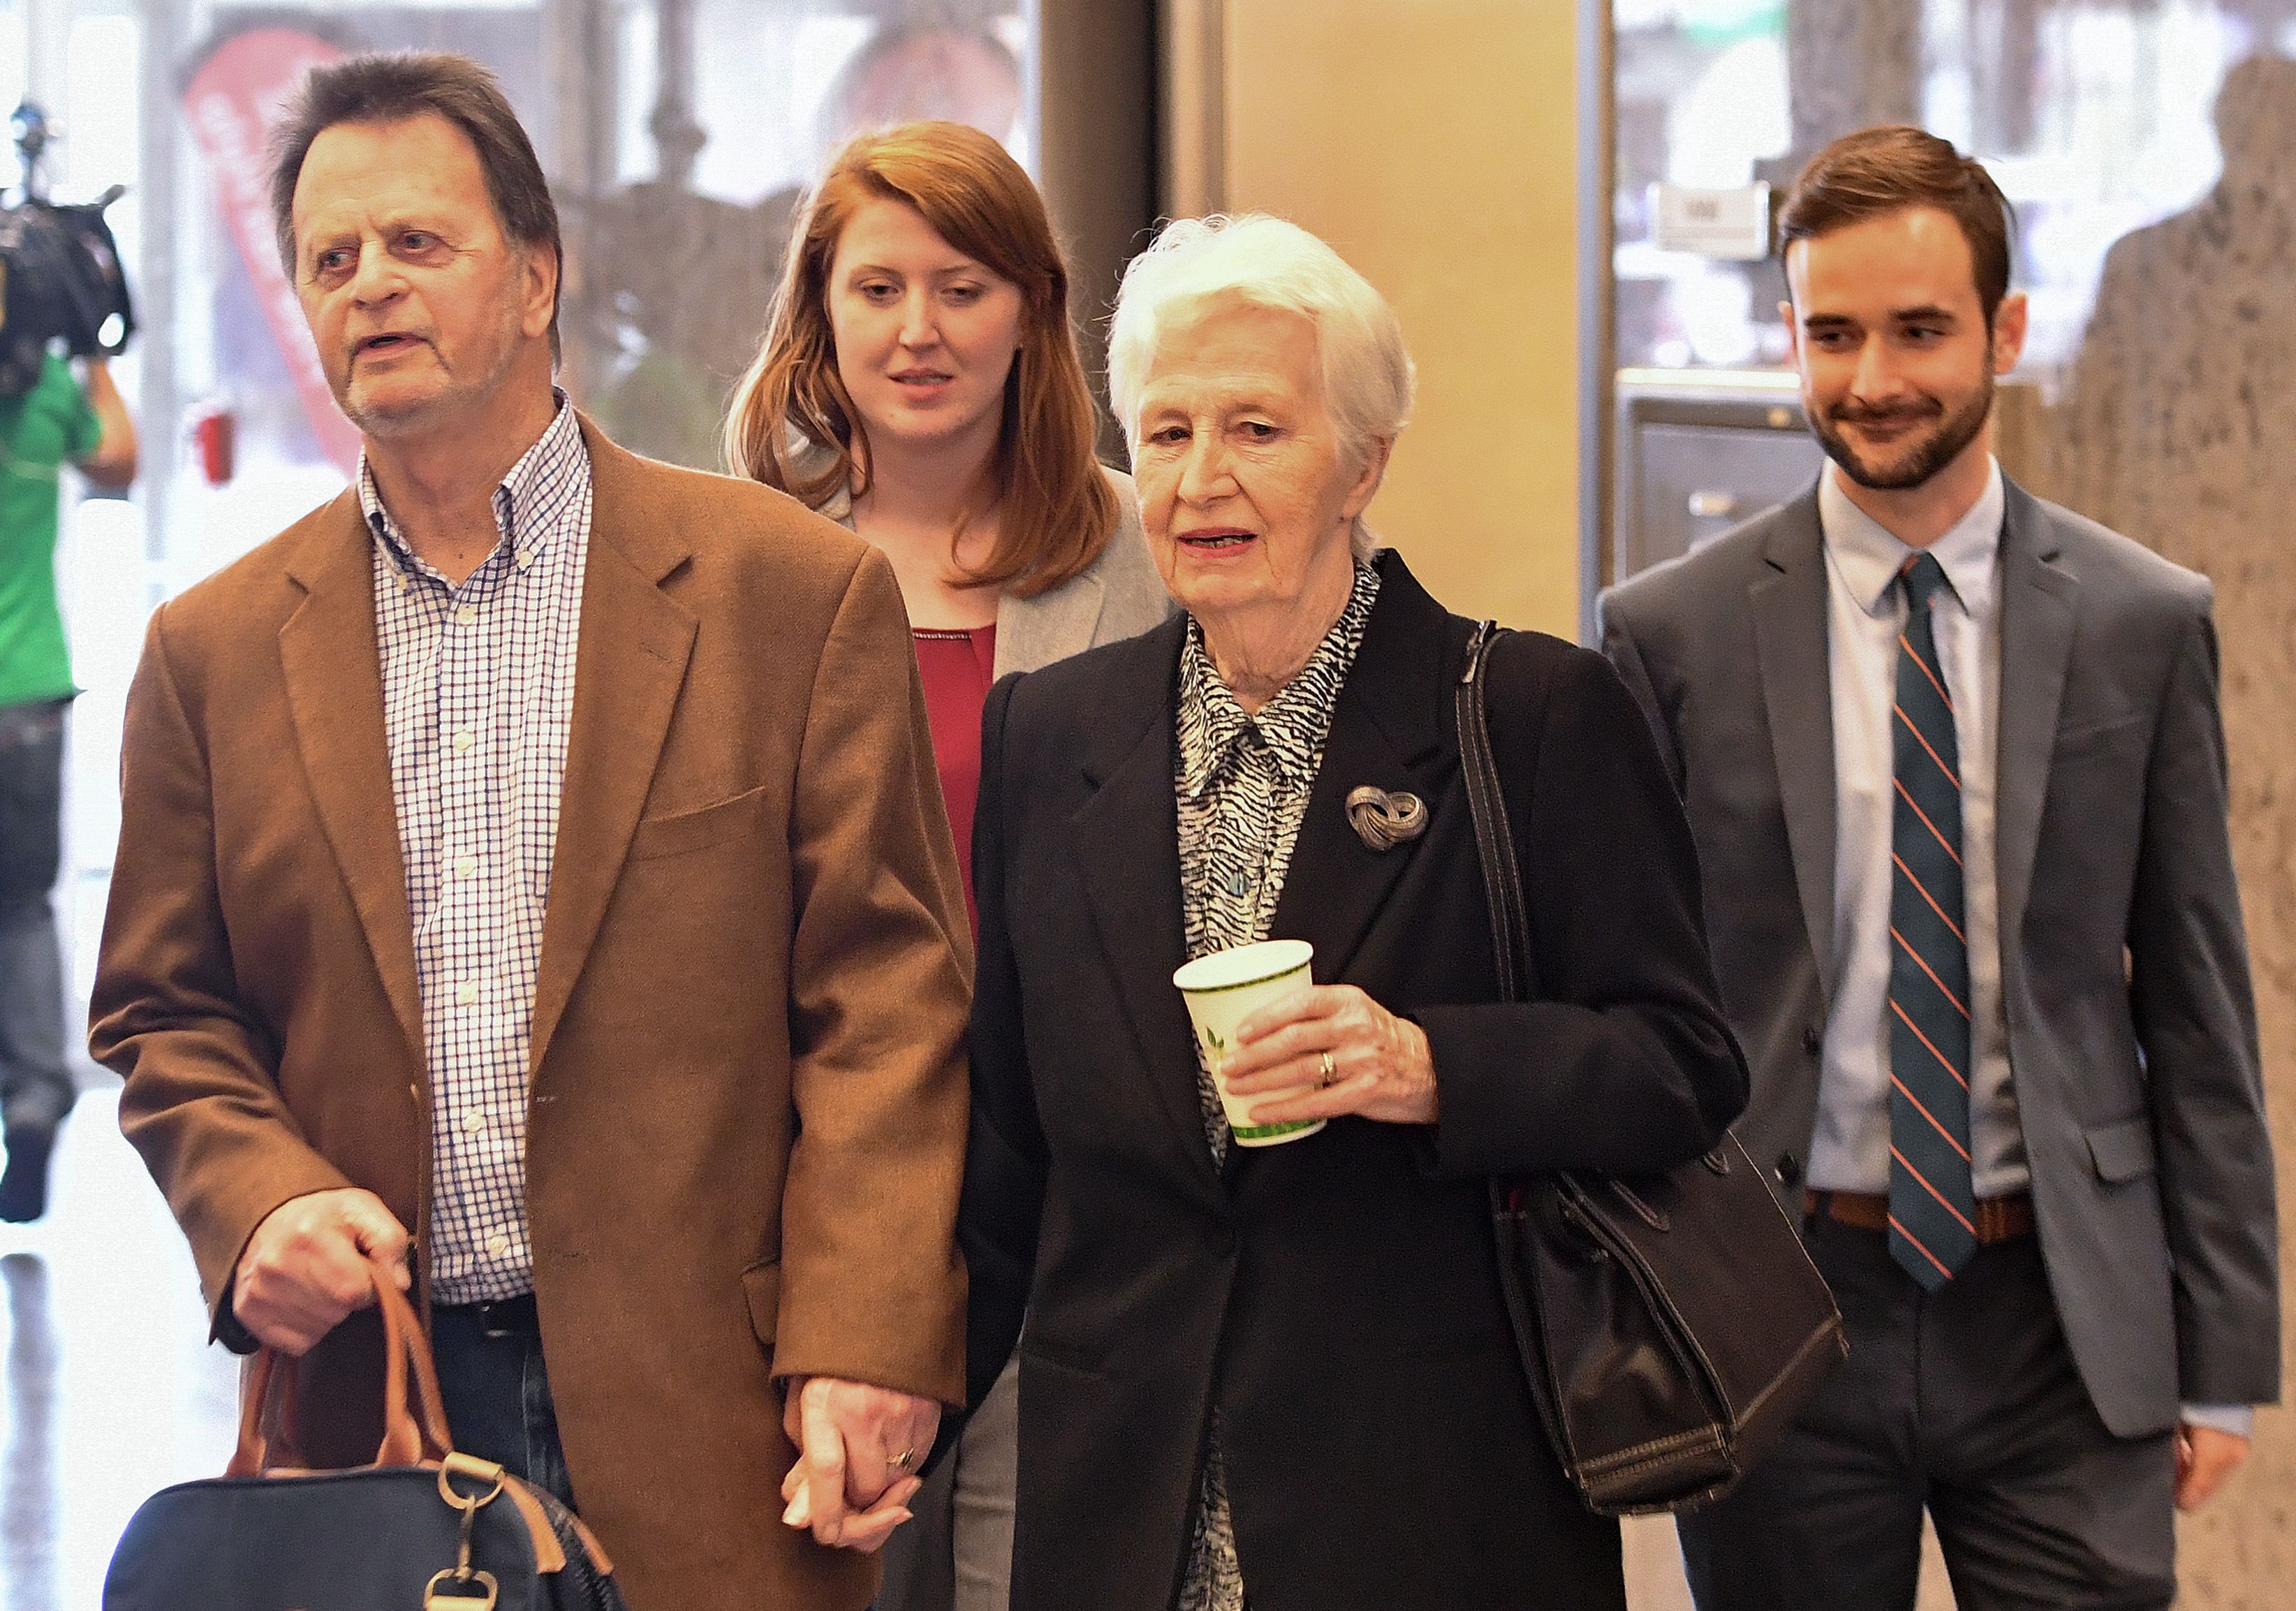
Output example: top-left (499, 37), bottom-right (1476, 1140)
top-left (955, 216), bottom-right (1746, 1610)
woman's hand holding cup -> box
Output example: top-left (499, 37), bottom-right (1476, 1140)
top-left (1223, 983), bottom-right (1438, 1128)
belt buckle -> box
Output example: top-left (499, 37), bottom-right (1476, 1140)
top-left (474, 1297), bottom-right (527, 1340)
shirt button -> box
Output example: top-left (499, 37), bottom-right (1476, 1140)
top-left (1775, 1152), bottom-right (1802, 1186)
top-left (463, 1108), bottom-right (487, 1134)
top-left (456, 980), bottom-right (480, 1006)
top-left (452, 728), bottom-right (475, 753)
top-left (486, 1231), bottom-right (510, 1259)
top-left (515, 550), bottom-right (533, 571)
top-left (454, 854), bottom-right (478, 879)
top-left (455, 604), bottom-right (478, 626)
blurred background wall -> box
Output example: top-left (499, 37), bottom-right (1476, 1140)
top-left (0, 3), bottom-right (2288, 1608)
top-left (1202, 0), bottom-right (1584, 642)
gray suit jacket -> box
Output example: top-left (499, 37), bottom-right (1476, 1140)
top-left (990, 466), bottom-right (1174, 673)
top-left (825, 462), bottom-right (1173, 673)
top-left (1599, 476), bottom-right (2279, 1439)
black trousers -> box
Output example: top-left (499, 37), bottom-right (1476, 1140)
top-left (0, 700), bottom-right (73, 1134)
top-left (1676, 1215), bottom-right (2176, 1611)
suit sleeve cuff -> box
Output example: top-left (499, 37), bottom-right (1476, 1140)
top-left (214, 1272), bottom-right (260, 1355)
top-left (2180, 1403), bottom-right (2255, 1438)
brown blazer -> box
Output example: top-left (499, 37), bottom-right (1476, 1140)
top-left (89, 417), bottom-right (972, 1611)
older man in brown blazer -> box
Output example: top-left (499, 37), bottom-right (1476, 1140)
top-left (88, 53), bottom-right (969, 1611)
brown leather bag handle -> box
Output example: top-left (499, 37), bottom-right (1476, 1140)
top-left (226, 1263), bottom-right (453, 1476)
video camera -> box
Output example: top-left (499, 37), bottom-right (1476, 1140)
top-left (0, 102), bottom-right (135, 398)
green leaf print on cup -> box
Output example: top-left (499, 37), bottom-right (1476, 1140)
top-left (1172, 939), bottom-right (1325, 1147)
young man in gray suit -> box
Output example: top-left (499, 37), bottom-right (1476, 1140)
top-left (1601, 126), bottom-right (2279, 1610)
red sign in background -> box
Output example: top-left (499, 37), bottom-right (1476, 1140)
top-left (182, 29), bottom-right (360, 476)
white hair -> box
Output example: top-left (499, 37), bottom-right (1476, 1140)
top-left (1107, 214), bottom-right (1416, 560)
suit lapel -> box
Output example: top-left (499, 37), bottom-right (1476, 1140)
top-left (279, 493), bottom-right (424, 1067)
top-left (1066, 624), bottom-right (1214, 1181)
top-left (528, 422), bottom-right (698, 1074)
top-left (1267, 555), bottom-right (1450, 986)
top-left (1992, 484), bottom-right (2076, 973)
top-left (993, 572), bottom-right (1103, 679)
top-left (1064, 559), bottom-right (1451, 1182)
top-left (1750, 494), bottom-right (1841, 1006)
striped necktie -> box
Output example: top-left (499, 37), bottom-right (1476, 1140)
top-left (1887, 552), bottom-right (1977, 1290)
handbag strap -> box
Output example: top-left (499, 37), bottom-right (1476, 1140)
top-left (227, 1263), bottom-right (454, 1476)
top-left (1455, 621), bottom-right (1536, 1005)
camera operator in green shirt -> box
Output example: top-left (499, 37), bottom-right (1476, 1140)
top-left (0, 349), bottom-right (134, 1220)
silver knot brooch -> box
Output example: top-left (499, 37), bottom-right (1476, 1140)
top-left (1345, 786), bottom-right (1428, 852)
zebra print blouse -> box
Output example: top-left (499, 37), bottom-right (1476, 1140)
top-left (1170, 557), bottom-right (1380, 1611)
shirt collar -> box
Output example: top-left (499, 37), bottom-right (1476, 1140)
top-left (360, 392), bottom-right (587, 574)
top-left (1177, 561), bottom-right (1381, 800)
top-left (1818, 455), bottom-right (2004, 618)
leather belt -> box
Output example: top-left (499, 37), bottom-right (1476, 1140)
top-left (1805, 1189), bottom-right (2034, 1244)
top-left (434, 1292), bottom-right (540, 1339)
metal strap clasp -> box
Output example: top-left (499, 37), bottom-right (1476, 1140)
top-left (425, 1453), bottom-right (507, 1610)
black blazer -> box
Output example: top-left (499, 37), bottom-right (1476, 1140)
top-left (962, 553), bottom-right (1747, 1611)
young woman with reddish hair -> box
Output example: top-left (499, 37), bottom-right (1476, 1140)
top-left (727, 119), bottom-right (1166, 934)
top-left (724, 120), bottom-right (1167, 1611)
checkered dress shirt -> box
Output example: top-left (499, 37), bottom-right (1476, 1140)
top-left (362, 399), bottom-right (591, 1304)
top-left (1170, 558), bottom-right (1379, 1611)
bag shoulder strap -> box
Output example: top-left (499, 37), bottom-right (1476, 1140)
top-left (1456, 621), bottom-right (1536, 1005)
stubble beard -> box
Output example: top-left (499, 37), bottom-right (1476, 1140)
top-left (340, 295), bottom-right (531, 443)
top-left (1813, 367), bottom-right (1995, 494)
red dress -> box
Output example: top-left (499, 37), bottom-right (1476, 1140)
top-left (911, 624), bottom-right (997, 936)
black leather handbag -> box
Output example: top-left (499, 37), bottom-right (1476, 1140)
top-left (105, 1269), bottom-right (629, 1611)
top-left (1457, 620), bottom-right (1848, 1517)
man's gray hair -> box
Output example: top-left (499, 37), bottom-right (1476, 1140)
top-left (1107, 215), bottom-right (1415, 560)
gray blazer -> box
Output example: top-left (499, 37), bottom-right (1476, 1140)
top-left (1599, 477), bottom-right (2280, 1439)
top-left (825, 463), bottom-right (1174, 672)
top-left (989, 466), bottom-right (1174, 673)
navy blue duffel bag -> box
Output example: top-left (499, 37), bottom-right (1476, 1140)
top-left (105, 1268), bottom-right (628, 1611)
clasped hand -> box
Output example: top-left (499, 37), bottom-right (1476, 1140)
top-left (780, 1375), bottom-right (941, 1552)
top-left (1219, 983), bottom-right (1438, 1128)
top-left (238, 1191), bottom-right (942, 1554)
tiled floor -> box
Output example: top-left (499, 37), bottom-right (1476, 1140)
top-left (0, 1084), bottom-right (240, 1611)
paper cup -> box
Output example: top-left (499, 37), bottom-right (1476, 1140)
top-left (1172, 939), bottom-right (1325, 1147)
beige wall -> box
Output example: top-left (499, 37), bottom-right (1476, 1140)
top-left (1214, 8), bottom-right (1703, 1605)
top-left (1218, 0), bottom-right (1582, 641)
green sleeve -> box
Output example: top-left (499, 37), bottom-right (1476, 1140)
top-left (45, 353), bottom-right (103, 462)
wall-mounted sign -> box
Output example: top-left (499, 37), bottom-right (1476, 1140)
top-left (1650, 182), bottom-right (1772, 260)
top-left (185, 27), bottom-right (361, 476)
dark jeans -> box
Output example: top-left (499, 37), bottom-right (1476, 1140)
top-left (1676, 1214), bottom-right (2176, 1611)
top-left (0, 700), bottom-right (73, 1133)
top-left (429, 1295), bottom-right (577, 1510)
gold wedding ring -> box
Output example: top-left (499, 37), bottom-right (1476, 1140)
top-left (1319, 1051), bottom-right (1339, 1086)
top-left (888, 1447), bottom-right (916, 1471)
